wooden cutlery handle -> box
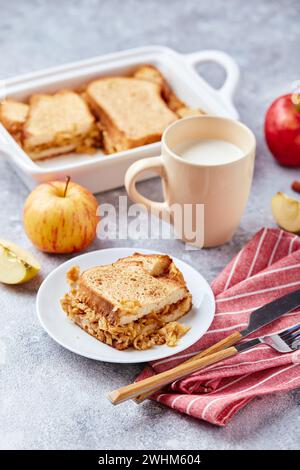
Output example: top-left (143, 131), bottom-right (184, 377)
top-left (108, 346), bottom-right (238, 405)
top-left (188, 331), bottom-right (243, 360)
top-left (134, 330), bottom-right (243, 403)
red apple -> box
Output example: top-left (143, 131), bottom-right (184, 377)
top-left (265, 93), bottom-right (300, 166)
top-left (23, 178), bottom-right (99, 254)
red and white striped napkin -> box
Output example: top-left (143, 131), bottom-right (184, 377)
top-left (136, 228), bottom-right (300, 426)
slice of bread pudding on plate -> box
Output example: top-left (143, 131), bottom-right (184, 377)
top-left (61, 253), bottom-right (192, 351)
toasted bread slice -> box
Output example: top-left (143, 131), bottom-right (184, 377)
top-left (114, 252), bottom-right (172, 276)
top-left (133, 65), bottom-right (185, 111)
top-left (0, 100), bottom-right (29, 144)
top-left (133, 65), bottom-right (204, 116)
top-left (85, 77), bottom-right (178, 154)
top-left (23, 90), bottom-right (102, 160)
top-left (78, 263), bottom-right (188, 325)
top-left (133, 65), bottom-right (173, 101)
top-left (114, 252), bottom-right (185, 285)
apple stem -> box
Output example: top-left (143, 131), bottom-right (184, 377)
top-left (292, 94), bottom-right (300, 113)
top-left (63, 176), bottom-right (71, 197)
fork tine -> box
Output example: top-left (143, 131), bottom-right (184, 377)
top-left (279, 322), bottom-right (300, 348)
top-left (285, 331), bottom-right (300, 346)
top-left (279, 322), bottom-right (300, 339)
top-left (261, 322), bottom-right (300, 353)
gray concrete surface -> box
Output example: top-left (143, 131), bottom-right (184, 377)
top-left (0, 0), bottom-right (299, 450)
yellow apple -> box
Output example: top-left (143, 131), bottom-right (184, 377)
top-left (271, 192), bottom-right (300, 233)
top-left (0, 239), bottom-right (40, 284)
top-left (23, 178), bottom-right (99, 254)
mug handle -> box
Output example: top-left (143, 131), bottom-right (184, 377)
top-left (125, 156), bottom-right (169, 215)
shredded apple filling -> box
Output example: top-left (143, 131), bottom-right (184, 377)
top-left (61, 291), bottom-right (190, 350)
top-left (66, 265), bottom-right (80, 286)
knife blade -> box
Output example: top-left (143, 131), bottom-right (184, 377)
top-left (240, 288), bottom-right (300, 337)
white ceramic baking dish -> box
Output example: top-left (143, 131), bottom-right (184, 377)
top-left (0, 46), bottom-right (239, 193)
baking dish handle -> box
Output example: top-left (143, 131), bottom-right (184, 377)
top-left (125, 156), bottom-right (170, 217)
top-left (184, 50), bottom-right (239, 108)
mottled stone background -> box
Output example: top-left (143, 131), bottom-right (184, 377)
top-left (0, 0), bottom-right (299, 450)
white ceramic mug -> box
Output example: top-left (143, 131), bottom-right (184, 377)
top-left (125, 116), bottom-right (256, 247)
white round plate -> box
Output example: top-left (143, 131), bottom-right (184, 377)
top-left (36, 248), bottom-right (215, 363)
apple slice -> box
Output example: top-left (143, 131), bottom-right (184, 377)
top-left (271, 192), bottom-right (300, 233)
top-left (0, 239), bottom-right (40, 284)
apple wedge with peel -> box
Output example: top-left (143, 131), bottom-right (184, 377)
top-left (0, 239), bottom-right (40, 284)
top-left (271, 192), bottom-right (300, 233)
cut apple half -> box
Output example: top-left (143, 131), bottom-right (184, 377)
top-left (271, 192), bottom-right (300, 233)
top-left (0, 239), bottom-right (40, 284)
